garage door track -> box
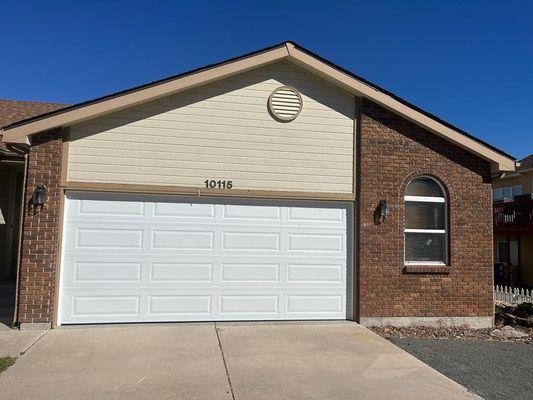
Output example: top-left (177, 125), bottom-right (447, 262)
top-left (0, 322), bottom-right (480, 400)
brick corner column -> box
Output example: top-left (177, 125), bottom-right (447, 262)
top-left (17, 128), bottom-right (63, 328)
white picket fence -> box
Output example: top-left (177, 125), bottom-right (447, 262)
top-left (494, 285), bottom-right (533, 304)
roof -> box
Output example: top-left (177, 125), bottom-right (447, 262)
top-left (0, 99), bottom-right (67, 159)
top-left (518, 154), bottom-right (533, 171)
top-left (0, 99), bottom-right (67, 128)
top-left (0, 41), bottom-right (515, 172)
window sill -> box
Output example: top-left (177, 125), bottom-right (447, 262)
top-left (403, 264), bottom-right (450, 274)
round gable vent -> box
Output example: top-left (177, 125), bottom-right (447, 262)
top-left (268, 86), bottom-right (303, 122)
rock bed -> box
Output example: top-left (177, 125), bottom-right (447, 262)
top-left (370, 302), bottom-right (533, 342)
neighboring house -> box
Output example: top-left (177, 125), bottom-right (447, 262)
top-left (0, 42), bottom-right (516, 330)
top-left (0, 100), bottom-right (67, 281)
top-left (493, 154), bottom-right (533, 288)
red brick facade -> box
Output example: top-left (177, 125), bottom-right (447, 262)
top-left (17, 129), bottom-right (63, 325)
top-left (357, 99), bottom-right (494, 321)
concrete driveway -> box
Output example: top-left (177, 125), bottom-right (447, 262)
top-left (0, 322), bottom-right (479, 400)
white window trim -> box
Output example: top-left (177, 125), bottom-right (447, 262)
top-left (404, 261), bottom-right (447, 266)
top-left (405, 229), bottom-right (446, 234)
top-left (404, 195), bottom-right (445, 203)
top-left (404, 176), bottom-right (448, 266)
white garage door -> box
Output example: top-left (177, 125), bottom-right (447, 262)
top-left (59, 192), bottom-right (349, 324)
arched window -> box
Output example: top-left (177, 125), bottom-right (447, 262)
top-left (404, 176), bottom-right (447, 265)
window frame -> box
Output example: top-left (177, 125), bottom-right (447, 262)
top-left (404, 176), bottom-right (448, 266)
top-left (493, 185), bottom-right (522, 201)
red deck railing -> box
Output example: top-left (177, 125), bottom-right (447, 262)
top-left (493, 199), bottom-right (533, 234)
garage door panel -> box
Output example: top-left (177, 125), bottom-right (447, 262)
top-left (150, 262), bottom-right (214, 282)
top-left (286, 295), bottom-right (343, 313)
top-left (151, 230), bottom-right (215, 250)
top-left (61, 291), bottom-right (347, 323)
top-left (221, 232), bottom-right (281, 251)
top-left (149, 295), bottom-right (212, 315)
top-left (78, 198), bottom-right (146, 216)
top-left (220, 295), bottom-right (279, 314)
top-left (74, 261), bottom-right (143, 282)
top-left (288, 207), bottom-right (344, 223)
top-left (220, 263), bottom-right (280, 282)
top-left (71, 295), bottom-right (141, 317)
top-left (59, 192), bottom-right (349, 324)
top-left (288, 233), bottom-right (344, 252)
top-left (222, 204), bottom-right (281, 220)
top-left (76, 228), bottom-right (144, 249)
top-left (153, 202), bottom-right (215, 218)
top-left (287, 264), bottom-right (344, 283)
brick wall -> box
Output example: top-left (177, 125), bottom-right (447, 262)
top-left (17, 129), bottom-right (63, 325)
top-left (12, 100), bottom-right (496, 325)
top-left (358, 99), bottom-right (494, 321)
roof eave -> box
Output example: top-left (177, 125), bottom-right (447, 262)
top-left (1, 44), bottom-right (291, 144)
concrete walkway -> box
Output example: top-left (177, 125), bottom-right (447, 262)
top-left (0, 322), bottom-right (480, 400)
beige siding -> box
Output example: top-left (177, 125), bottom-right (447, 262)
top-left (493, 171), bottom-right (533, 194)
top-left (68, 61), bottom-right (356, 193)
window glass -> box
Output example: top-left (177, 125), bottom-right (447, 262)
top-left (510, 240), bottom-right (519, 266)
top-left (502, 187), bottom-right (513, 200)
top-left (405, 202), bottom-right (445, 230)
top-left (496, 185), bottom-right (523, 200)
top-left (497, 242), bottom-right (508, 263)
top-left (405, 233), bottom-right (445, 262)
top-left (405, 177), bottom-right (443, 197)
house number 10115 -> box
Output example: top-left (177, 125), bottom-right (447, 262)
top-left (204, 180), bottom-right (233, 189)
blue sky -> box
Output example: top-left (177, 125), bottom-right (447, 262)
top-left (2, 1), bottom-right (532, 159)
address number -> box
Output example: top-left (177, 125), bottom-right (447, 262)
top-left (204, 179), bottom-right (233, 189)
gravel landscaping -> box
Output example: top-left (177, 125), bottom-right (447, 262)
top-left (387, 338), bottom-right (532, 400)
top-left (370, 303), bottom-right (533, 400)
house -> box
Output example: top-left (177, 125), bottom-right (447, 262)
top-left (493, 154), bottom-right (533, 288)
top-left (0, 100), bottom-right (66, 281)
top-left (0, 42), bottom-right (516, 329)
top-left (0, 100), bottom-right (66, 326)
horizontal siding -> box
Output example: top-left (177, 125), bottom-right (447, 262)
top-left (68, 61), bottom-right (355, 193)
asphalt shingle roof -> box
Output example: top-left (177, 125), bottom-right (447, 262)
top-left (0, 99), bottom-right (67, 128)
top-left (518, 154), bottom-right (533, 171)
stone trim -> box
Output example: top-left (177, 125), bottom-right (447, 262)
top-left (360, 316), bottom-right (493, 329)
top-left (19, 322), bottom-right (52, 331)
top-left (402, 265), bottom-right (450, 274)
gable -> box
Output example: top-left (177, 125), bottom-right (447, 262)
top-left (67, 62), bottom-right (356, 194)
top-left (1, 41), bottom-right (514, 172)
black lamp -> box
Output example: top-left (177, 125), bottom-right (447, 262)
top-left (32, 184), bottom-right (48, 206)
top-left (378, 199), bottom-right (389, 223)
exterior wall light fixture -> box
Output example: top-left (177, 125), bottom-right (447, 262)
top-left (377, 199), bottom-right (389, 224)
top-left (32, 184), bottom-right (48, 206)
